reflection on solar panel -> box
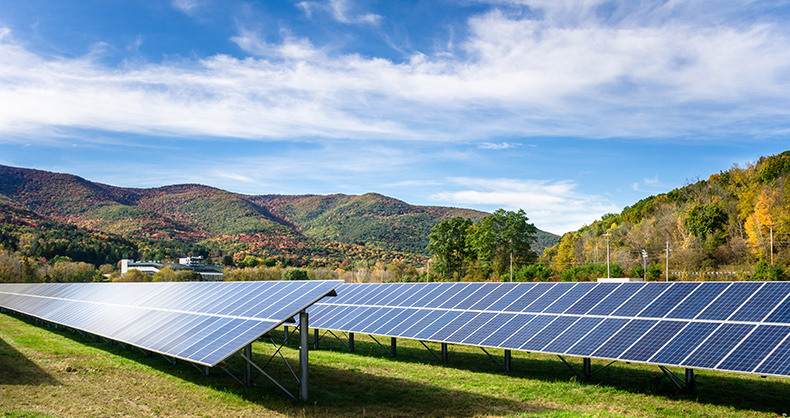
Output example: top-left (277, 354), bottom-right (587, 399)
top-left (0, 280), bottom-right (342, 366)
top-left (309, 282), bottom-right (790, 378)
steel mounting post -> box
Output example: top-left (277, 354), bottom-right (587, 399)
top-left (299, 310), bottom-right (309, 401)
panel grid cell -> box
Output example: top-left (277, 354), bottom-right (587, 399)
top-left (716, 325), bottom-right (790, 373)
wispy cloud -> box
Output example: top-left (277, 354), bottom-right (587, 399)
top-left (479, 142), bottom-right (520, 150)
top-left (297, 0), bottom-right (382, 25)
top-left (632, 175), bottom-right (670, 193)
top-left (172, 0), bottom-right (201, 14)
top-left (431, 177), bottom-right (619, 234)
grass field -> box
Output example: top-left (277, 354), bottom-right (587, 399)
top-left (1, 312), bottom-right (789, 418)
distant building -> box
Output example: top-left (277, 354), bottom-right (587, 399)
top-left (120, 258), bottom-right (224, 280)
top-left (178, 256), bottom-right (204, 266)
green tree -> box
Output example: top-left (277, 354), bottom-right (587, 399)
top-left (427, 217), bottom-right (473, 280)
top-left (116, 269), bottom-right (149, 282)
top-left (282, 268), bottom-right (309, 281)
top-left (514, 264), bottom-right (554, 282)
top-left (466, 209), bottom-right (538, 279)
top-left (175, 269), bottom-right (200, 281)
top-left (647, 264), bottom-right (663, 281)
top-left (684, 204), bottom-right (727, 239)
top-left (239, 255), bottom-right (259, 268)
top-left (752, 261), bottom-right (787, 281)
top-left (152, 266), bottom-right (178, 282)
top-left (22, 256), bottom-right (38, 283)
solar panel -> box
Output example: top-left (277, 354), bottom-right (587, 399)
top-left (0, 280), bottom-right (342, 367)
top-left (620, 320), bottom-right (687, 362)
top-left (309, 281), bottom-right (790, 378)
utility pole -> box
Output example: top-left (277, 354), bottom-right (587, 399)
top-left (510, 252), bottom-right (513, 282)
top-left (641, 249), bottom-right (648, 281)
top-left (594, 241), bottom-right (599, 264)
top-left (770, 225), bottom-right (774, 265)
top-left (665, 241), bottom-right (671, 282)
top-left (604, 234), bottom-right (611, 278)
top-left (427, 260), bottom-right (430, 282)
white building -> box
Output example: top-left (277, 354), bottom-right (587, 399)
top-left (120, 259), bottom-right (223, 280)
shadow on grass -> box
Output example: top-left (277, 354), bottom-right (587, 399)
top-left (310, 329), bottom-right (790, 416)
top-left (6, 316), bottom-right (548, 417)
top-left (0, 337), bottom-right (58, 386)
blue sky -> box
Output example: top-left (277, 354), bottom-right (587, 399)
top-left (1, 0), bottom-right (789, 235)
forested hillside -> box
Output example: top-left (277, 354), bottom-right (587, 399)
top-left (0, 164), bottom-right (559, 279)
top-left (541, 150), bottom-right (790, 281)
top-left (250, 193), bottom-right (489, 254)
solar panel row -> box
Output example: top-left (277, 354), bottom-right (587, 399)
top-left (308, 282), bottom-right (790, 377)
top-left (0, 280), bottom-right (342, 366)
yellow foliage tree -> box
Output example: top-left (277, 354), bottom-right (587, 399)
top-left (552, 232), bottom-right (580, 272)
top-left (745, 188), bottom-right (779, 259)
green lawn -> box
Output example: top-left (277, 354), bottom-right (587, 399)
top-left (1, 312), bottom-right (789, 417)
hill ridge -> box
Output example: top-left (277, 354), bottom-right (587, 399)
top-left (0, 164), bottom-right (559, 267)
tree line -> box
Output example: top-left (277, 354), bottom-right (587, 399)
top-left (540, 151), bottom-right (790, 281)
top-left (426, 209), bottom-right (539, 281)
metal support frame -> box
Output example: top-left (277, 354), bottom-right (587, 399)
top-left (480, 347), bottom-right (510, 372)
top-left (441, 343), bottom-right (449, 363)
top-left (504, 350), bottom-right (512, 372)
top-left (245, 344), bottom-right (253, 387)
top-left (349, 332), bottom-right (355, 352)
top-left (391, 337), bottom-right (397, 357)
top-left (583, 357), bottom-right (592, 379)
top-left (160, 354), bottom-right (177, 365)
top-left (557, 356), bottom-right (615, 381)
top-left (658, 366), bottom-right (695, 392)
top-left (417, 340), bottom-right (444, 363)
top-left (324, 329), bottom-right (351, 351)
top-left (188, 361), bottom-right (209, 376)
top-left (368, 334), bottom-right (394, 356)
top-left (226, 309), bottom-right (311, 401)
top-left (134, 345), bottom-right (152, 357)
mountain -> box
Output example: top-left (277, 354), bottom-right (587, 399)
top-left (0, 165), bottom-right (559, 267)
top-left (249, 193), bottom-right (489, 254)
top-left (0, 198), bottom-right (140, 266)
top-left (542, 150), bottom-right (790, 279)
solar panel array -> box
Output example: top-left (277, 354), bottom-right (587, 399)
top-left (309, 282), bottom-right (790, 377)
top-left (0, 280), bottom-right (342, 366)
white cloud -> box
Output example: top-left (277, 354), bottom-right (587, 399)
top-left (328, 0), bottom-right (381, 25)
top-left (1, 1), bottom-right (789, 143)
top-left (431, 178), bottom-right (619, 234)
top-left (231, 28), bottom-right (321, 60)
